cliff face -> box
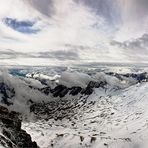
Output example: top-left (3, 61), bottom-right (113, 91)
top-left (0, 105), bottom-right (38, 148)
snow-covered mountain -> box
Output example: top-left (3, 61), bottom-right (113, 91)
top-left (0, 1), bottom-right (148, 147)
top-left (0, 67), bottom-right (148, 148)
top-left (0, 0), bottom-right (148, 65)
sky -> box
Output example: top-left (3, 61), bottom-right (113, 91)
top-left (0, 0), bottom-right (148, 66)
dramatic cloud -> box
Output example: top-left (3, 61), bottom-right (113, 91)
top-left (111, 34), bottom-right (148, 50)
top-left (27, 0), bottom-right (54, 17)
top-left (115, 0), bottom-right (148, 41)
top-left (75, 0), bottom-right (121, 26)
top-left (111, 34), bottom-right (148, 62)
top-left (0, 0), bottom-right (147, 65)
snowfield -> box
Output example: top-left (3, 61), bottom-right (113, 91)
top-left (0, 66), bottom-right (148, 148)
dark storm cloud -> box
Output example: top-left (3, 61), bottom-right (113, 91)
top-left (74, 0), bottom-right (121, 25)
top-left (29, 0), bottom-right (54, 17)
top-left (111, 34), bottom-right (148, 62)
top-left (134, 0), bottom-right (148, 14)
top-left (36, 51), bottom-right (79, 60)
top-left (111, 34), bottom-right (148, 50)
top-left (124, 0), bottom-right (148, 22)
top-left (74, 0), bottom-right (148, 34)
top-left (0, 50), bottom-right (79, 61)
top-left (0, 50), bottom-right (28, 59)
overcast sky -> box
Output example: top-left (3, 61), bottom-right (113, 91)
top-left (0, 0), bottom-right (148, 65)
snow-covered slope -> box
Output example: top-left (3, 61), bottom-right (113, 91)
top-left (0, 67), bottom-right (148, 148)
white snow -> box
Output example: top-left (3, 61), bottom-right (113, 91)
top-left (22, 81), bottom-right (148, 148)
top-left (1, 68), bottom-right (148, 148)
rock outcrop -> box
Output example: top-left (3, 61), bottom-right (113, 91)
top-left (0, 105), bottom-right (39, 148)
top-left (0, 83), bottom-right (15, 106)
top-left (40, 81), bottom-right (107, 98)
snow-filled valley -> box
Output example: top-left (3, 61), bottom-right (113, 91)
top-left (1, 66), bottom-right (148, 148)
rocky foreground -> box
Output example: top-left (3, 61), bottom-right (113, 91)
top-left (0, 105), bottom-right (38, 148)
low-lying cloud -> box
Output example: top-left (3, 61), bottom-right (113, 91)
top-left (0, 49), bottom-right (79, 61)
top-left (111, 34), bottom-right (148, 50)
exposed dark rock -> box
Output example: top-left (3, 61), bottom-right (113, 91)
top-left (56, 134), bottom-right (64, 137)
top-left (58, 88), bottom-right (69, 98)
top-left (0, 134), bottom-right (15, 148)
top-left (81, 86), bottom-right (93, 95)
top-left (41, 87), bottom-right (51, 95)
top-left (69, 87), bottom-right (82, 96)
top-left (90, 137), bottom-right (96, 143)
top-left (37, 79), bottom-right (110, 98)
top-left (30, 95), bottom-right (89, 121)
top-left (80, 136), bottom-right (84, 142)
top-left (51, 85), bottom-right (68, 97)
top-left (136, 73), bottom-right (148, 82)
top-left (107, 72), bottom-right (148, 83)
top-left (87, 81), bottom-right (100, 88)
top-left (2, 128), bottom-right (38, 148)
top-left (0, 105), bottom-right (39, 148)
top-left (104, 143), bottom-right (108, 147)
top-left (0, 83), bottom-right (15, 106)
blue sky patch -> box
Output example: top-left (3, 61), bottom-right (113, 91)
top-left (4, 17), bottom-right (40, 34)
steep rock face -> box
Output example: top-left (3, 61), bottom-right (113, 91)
top-left (40, 81), bottom-right (107, 98)
top-left (0, 106), bottom-right (39, 148)
top-left (0, 82), bottom-right (15, 106)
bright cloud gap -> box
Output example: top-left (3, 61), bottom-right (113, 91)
top-left (3, 17), bottom-right (40, 34)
